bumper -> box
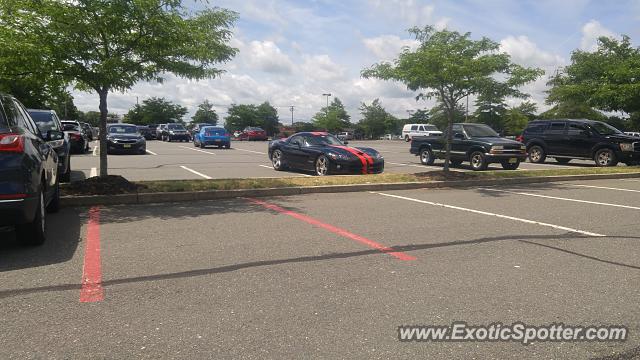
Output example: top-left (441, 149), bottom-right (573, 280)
top-left (202, 137), bottom-right (230, 146)
top-left (616, 151), bottom-right (640, 162)
top-left (485, 153), bottom-right (528, 163)
top-left (0, 195), bottom-right (38, 226)
top-left (107, 142), bottom-right (145, 154)
top-left (168, 134), bottom-right (190, 140)
top-left (330, 159), bottom-right (385, 174)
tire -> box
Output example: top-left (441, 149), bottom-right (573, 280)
top-left (271, 149), bottom-right (285, 171)
top-left (193, 141), bottom-right (198, 147)
top-left (501, 160), bottom-right (520, 170)
top-left (594, 148), bottom-right (618, 167)
top-left (15, 188), bottom-right (46, 246)
top-left (61, 158), bottom-right (71, 183)
top-left (167, 136), bottom-right (171, 142)
top-left (419, 148), bottom-right (435, 165)
top-left (315, 155), bottom-right (329, 176)
top-left (46, 181), bottom-right (60, 213)
top-left (469, 151), bottom-right (488, 171)
top-left (404, 135), bottom-right (410, 142)
top-left (556, 158), bottom-right (571, 164)
top-left (200, 142), bottom-right (205, 149)
top-left (225, 144), bottom-right (230, 149)
top-left (450, 159), bottom-right (463, 167)
top-left (528, 145), bottom-right (546, 163)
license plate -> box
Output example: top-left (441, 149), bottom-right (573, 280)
top-left (509, 158), bottom-right (517, 163)
top-left (215, 139), bottom-right (221, 142)
top-left (123, 144), bottom-right (131, 148)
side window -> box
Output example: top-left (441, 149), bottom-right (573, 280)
top-left (545, 122), bottom-right (566, 134)
top-left (51, 112), bottom-right (62, 131)
top-left (289, 135), bottom-right (302, 146)
top-left (1, 96), bottom-right (17, 127)
top-left (452, 124), bottom-right (463, 134)
top-left (525, 123), bottom-right (545, 134)
top-left (410, 125), bottom-right (418, 131)
top-left (418, 126), bottom-right (425, 131)
top-left (567, 123), bottom-right (587, 136)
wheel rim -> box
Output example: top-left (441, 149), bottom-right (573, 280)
top-left (530, 148), bottom-right (541, 162)
top-left (471, 153), bottom-right (483, 169)
top-left (39, 191), bottom-right (45, 234)
top-left (421, 151), bottom-right (430, 164)
top-left (597, 150), bottom-right (611, 166)
top-left (272, 150), bottom-right (281, 169)
top-left (316, 157), bottom-right (328, 175)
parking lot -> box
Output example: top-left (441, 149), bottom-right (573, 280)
top-left (1, 178), bottom-right (639, 358)
top-left (69, 139), bottom-right (604, 181)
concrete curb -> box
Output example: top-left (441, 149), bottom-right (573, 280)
top-left (60, 172), bottom-right (640, 208)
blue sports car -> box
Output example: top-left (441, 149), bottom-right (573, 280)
top-left (193, 126), bottom-right (231, 149)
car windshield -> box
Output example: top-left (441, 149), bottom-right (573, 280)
top-left (62, 123), bottom-right (80, 131)
top-left (463, 124), bottom-right (500, 137)
top-left (304, 134), bottom-right (343, 146)
top-left (28, 112), bottom-right (56, 132)
top-left (109, 125), bottom-right (138, 134)
top-left (589, 121), bottom-right (622, 135)
top-left (167, 124), bottom-right (185, 130)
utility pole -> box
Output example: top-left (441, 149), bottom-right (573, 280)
top-left (322, 93), bottom-right (331, 116)
top-left (466, 95), bottom-right (469, 122)
top-left (289, 106), bottom-right (295, 126)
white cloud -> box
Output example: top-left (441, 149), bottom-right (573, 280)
top-left (300, 54), bottom-right (345, 81)
top-left (580, 20), bottom-right (617, 51)
top-left (245, 40), bottom-right (295, 74)
top-left (499, 35), bottom-right (565, 69)
top-left (362, 35), bottom-right (419, 61)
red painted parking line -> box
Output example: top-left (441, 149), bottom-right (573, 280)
top-left (80, 206), bottom-right (104, 303)
top-left (245, 197), bottom-right (416, 261)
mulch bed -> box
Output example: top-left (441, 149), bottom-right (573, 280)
top-left (62, 175), bottom-right (147, 196)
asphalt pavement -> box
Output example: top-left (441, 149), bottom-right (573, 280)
top-left (1, 178), bottom-right (639, 358)
top-left (68, 139), bottom-right (604, 181)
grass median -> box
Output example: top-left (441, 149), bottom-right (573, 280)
top-left (61, 166), bottom-right (640, 196)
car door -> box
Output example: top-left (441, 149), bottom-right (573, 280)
top-left (565, 122), bottom-right (593, 157)
top-left (281, 135), bottom-right (306, 168)
top-left (542, 121), bottom-right (567, 156)
top-left (451, 124), bottom-right (467, 159)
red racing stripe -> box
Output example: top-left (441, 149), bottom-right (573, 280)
top-left (330, 145), bottom-right (368, 174)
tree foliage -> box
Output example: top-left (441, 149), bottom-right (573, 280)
top-left (225, 102), bottom-right (280, 135)
top-left (358, 99), bottom-right (398, 139)
top-left (191, 100), bottom-right (219, 125)
top-left (362, 26), bottom-right (542, 171)
top-left (124, 97), bottom-right (187, 125)
top-left (311, 97), bottom-right (351, 133)
top-left (0, 0), bottom-right (238, 177)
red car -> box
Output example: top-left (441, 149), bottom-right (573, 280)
top-left (238, 127), bottom-right (267, 141)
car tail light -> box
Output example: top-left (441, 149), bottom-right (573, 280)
top-left (516, 135), bottom-right (524, 143)
top-left (0, 133), bottom-right (24, 153)
top-left (224, 133), bottom-right (230, 137)
top-left (70, 133), bottom-right (82, 140)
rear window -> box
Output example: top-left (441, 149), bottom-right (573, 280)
top-left (28, 111), bottom-right (57, 132)
top-left (205, 128), bottom-right (225, 135)
top-left (167, 124), bottom-right (185, 130)
top-left (62, 123), bottom-right (80, 131)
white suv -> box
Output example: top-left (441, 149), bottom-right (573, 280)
top-left (402, 124), bottom-right (442, 141)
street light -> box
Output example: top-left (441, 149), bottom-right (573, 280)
top-left (322, 93), bottom-right (332, 109)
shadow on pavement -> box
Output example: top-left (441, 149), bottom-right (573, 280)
top-left (1, 232), bottom-right (637, 300)
top-left (0, 207), bottom-right (83, 272)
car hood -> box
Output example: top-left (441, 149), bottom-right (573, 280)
top-left (471, 137), bottom-right (522, 146)
top-left (325, 145), bottom-right (380, 158)
top-left (604, 134), bottom-right (639, 142)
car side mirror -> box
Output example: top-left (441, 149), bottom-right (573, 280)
top-left (47, 130), bottom-right (64, 141)
top-left (454, 133), bottom-right (465, 140)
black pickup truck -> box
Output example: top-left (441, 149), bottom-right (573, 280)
top-left (409, 123), bottom-right (527, 171)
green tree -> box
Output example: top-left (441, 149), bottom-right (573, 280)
top-left (407, 109), bottom-right (430, 123)
top-left (312, 98), bottom-right (351, 133)
top-left (191, 100), bottom-right (219, 125)
top-left (358, 99), bottom-right (397, 139)
top-left (256, 102), bottom-right (280, 136)
top-left (473, 89), bottom-right (508, 134)
top-left (225, 104), bottom-right (259, 132)
top-left (428, 100), bottom-right (466, 130)
top-left (124, 97), bottom-right (188, 125)
top-left (547, 36), bottom-right (640, 116)
top-left (0, 0), bottom-right (237, 177)
top-left (503, 101), bottom-right (539, 136)
top-left (362, 26), bottom-right (542, 171)
top-left (539, 100), bottom-right (607, 121)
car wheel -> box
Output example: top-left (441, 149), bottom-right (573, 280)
top-left (528, 145), bottom-right (546, 163)
top-left (46, 181), bottom-right (60, 213)
top-left (469, 151), bottom-right (488, 171)
top-left (272, 149), bottom-right (285, 170)
top-left (556, 158), bottom-right (571, 164)
top-left (200, 142), bottom-right (205, 149)
top-left (193, 140), bottom-right (198, 147)
top-left (15, 187), bottom-right (46, 246)
top-left (225, 144), bottom-right (230, 149)
top-left (315, 155), bottom-right (329, 176)
top-left (420, 148), bottom-right (435, 165)
top-left (500, 160), bottom-right (520, 170)
top-left (594, 148), bottom-right (618, 167)
top-left (404, 135), bottom-right (410, 142)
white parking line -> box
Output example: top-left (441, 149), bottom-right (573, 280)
top-left (619, 179), bottom-right (640, 182)
top-left (234, 148), bottom-right (266, 155)
top-left (387, 162), bottom-right (427, 168)
top-left (145, 149), bottom-right (158, 155)
top-left (480, 188), bottom-right (640, 210)
top-left (179, 146), bottom-right (216, 155)
top-left (89, 167), bottom-right (97, 178)
top-left (571, 184), bottom-right (640, 193)
top-left (92, 146), bottom-right (98, 156)
top-left (179, 166), bottom-right (212, 179)
top-left (372, 192), bottom-right (605, 237)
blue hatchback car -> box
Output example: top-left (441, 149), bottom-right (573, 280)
top-left (193, 126), bottom-right (231, 149)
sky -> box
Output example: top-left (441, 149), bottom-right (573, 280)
top-left (70, 0), bottom-right (640, 124)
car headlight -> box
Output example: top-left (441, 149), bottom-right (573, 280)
top-left (327, 152), bottom-right (351, 161)
top-left (374, 152), bottom-right (383, 159)
top-left (620, 143), bottom-right (634, 152)
top-left (169, 131), bottom-right (175, 135)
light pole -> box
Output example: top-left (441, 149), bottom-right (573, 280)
top-left (322, 93), bottom-right (331, 113)
top-left (289, 106), bottom-right (295, 125)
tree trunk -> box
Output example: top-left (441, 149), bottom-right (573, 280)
top-left (443, 109), bottom-right (454, 173)
top-left (98, 89), bottom-right (109, 178)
